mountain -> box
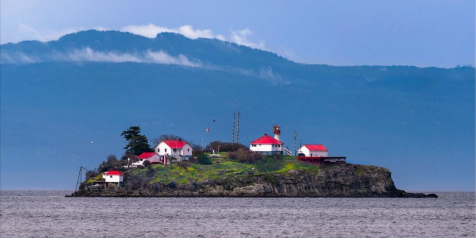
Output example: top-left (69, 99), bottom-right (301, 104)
top-left (1, 30), bottom-right (474, 190)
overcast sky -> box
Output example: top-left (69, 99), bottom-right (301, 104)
top-left (1, 0), bottom-right (475, 67)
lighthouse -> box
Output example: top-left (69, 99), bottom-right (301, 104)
top-left (273, 125), bottom-right (281, 141)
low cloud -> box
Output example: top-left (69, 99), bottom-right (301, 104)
top-left (1, 51), bottom-right (39, 64)
top-left (257, 66), bottom-right (288, 84)
top-left (230, 29), bottom-right (265, 49)
top-left (121, 24), bottom-right (216, 39)
top-left (145, 50), bottom-right (200, 67)
top-left (4, 47), bottom-right (202, 67)
top-left (121, 24), bottom-right (265, 49)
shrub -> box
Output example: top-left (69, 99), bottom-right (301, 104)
top-left (143, 160), bottom-right (151, 167)
top-left (197, 154), bottom-right (212, 165)
top-left (228, 152), bottom-right (237, 160)
top-left (255, 157), bottom-right (284, 173)
top-left (228, 149), bottom-right (263, 163)
top-left (188, 157), bottom-right (198, 164)
top-left (178, 161), bottom-right (191, 169)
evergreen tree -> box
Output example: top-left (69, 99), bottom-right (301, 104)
top-left (121, 126), bottom-right (153, 155)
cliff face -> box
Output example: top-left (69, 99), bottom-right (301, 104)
top-left (71, 164), bottom-right (437, 198)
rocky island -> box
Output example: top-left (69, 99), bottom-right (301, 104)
top-left (70, 156), bottom-right (437, 198)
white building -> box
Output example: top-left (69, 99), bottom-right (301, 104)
top-left (298, 144), bottom-right (328, 157)
top-left (132, 152), bottom-right (163, 166)
top-left (250, 134), bottom-right (284, 155)
top-left (154, 139), bottom-right (193, 161)
top-left (103, 171), bottom-right (124, 183)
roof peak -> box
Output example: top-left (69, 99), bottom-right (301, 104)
top-left (250, 134), bottom-right (283, 144)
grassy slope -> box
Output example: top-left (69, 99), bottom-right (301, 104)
top-left (132, 155), bottom-right (320, 185)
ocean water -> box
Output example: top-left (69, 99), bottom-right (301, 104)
top-left (0, 191), bottom-right (474, 237)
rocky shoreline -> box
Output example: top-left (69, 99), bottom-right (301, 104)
top-left (69, 164), bottom-right (437, 198)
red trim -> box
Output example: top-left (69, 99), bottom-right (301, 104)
top-left (162, 140), bottom-right (187, 149)
top-left (104, 170), bottom-right (123, 175)
top-left (250, 134), bottom-right (283, 145)
top-left (303, 144), bottom-right (328, 151)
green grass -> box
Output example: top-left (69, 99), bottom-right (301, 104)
top-left (134, 157), bottom-right (320, 185)
top-left (85, 173), bottom-right (103, 184)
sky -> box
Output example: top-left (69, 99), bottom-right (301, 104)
top-left (1, 0), bottom-right (475, 67)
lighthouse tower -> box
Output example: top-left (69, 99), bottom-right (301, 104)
top-left (273, 125), bottom-right (281, 141)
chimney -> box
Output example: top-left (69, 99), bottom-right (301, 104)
top-left (273, 125), bottom-right (281, 141)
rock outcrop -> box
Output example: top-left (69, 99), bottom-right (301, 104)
top-left (69, 164), bottom-right (437, 198)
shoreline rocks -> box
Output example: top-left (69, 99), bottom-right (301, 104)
top-left (68, 164), bottom-right (438, 198)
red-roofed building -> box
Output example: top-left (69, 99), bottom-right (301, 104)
top-left (132, 152), bottom-right (163, 166)
top-left (103, 170), bottom-right (124, 183)
top-left (250, 134), bottom-right (284, 155)
top-left (298, 144), bottom-right (329, 157)
top-left (154, 139), bottom-right (193, 162)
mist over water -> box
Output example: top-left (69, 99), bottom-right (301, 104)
top-left (1, 191), bottom-right (474, 237)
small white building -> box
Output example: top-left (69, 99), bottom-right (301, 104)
top-left (132, 152), bottom-right (163, 166)
top-left (103, 171), bottom-right (124, 183)
top-left (298, 144), bottom-right (328, 157)
top-left (154, 139), bottom-right (193, 161)
top-left (250, 134), bottom-right (284, 155)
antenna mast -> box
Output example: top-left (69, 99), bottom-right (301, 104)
top-left (232, 113), bottom-right (235, 144)
top-left (236, 112), bottom-right (240, 144)
top-left (294, 130), bottom-right (297, 156)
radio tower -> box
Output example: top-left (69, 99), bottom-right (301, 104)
top-left (294, 130), bottom-right (297, 156)
top-left (232, 113), bottom-right (236, 143)
top-left (236, 112), bottom-right (240, 144)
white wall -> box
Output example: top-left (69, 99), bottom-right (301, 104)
top-left (155, 142), bottom-right (170, 156)
top-left (155, 142), bottom-right (193, 158)
top-left (181, 144), bottom-right (193, 157)
top-left (250, 144), bottom-right (283, 152)
top-left (104, 174), bottom-right (123, 183)
top-left (298, 146), bottom-right (328, 157)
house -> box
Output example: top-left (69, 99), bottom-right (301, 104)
top-left (297, 144), bottom-right (346, 165)
top-left (132, 152), bottom-right (162, 166)
top-left (298, 144), bottom-right (328, 157)
top-left (103, 170), bottom-right (124, 184)
top-left (154, 139), bottom-right (193, 162)
top-left (249, 133), bottom-right (284, 155)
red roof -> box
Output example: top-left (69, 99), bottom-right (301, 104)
top-left (250, 134), bottom-right (283, 144)
top-left (303, 144), bottom-right (328, 151)
top-left (163, 140), bottom-right (187, 149)
top-left (104, 170), bottom-right (123, 176)
top-left (137, 152), bottom-right (156, 159)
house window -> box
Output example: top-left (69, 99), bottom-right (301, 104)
top-left (110, 176), bottom-right (113, 178)
top-left (173, 149), bottom-right (177, 152)
top-left (165, 149), bottom-right (167, 152)
top-left (158, 149), bottom-right (160, 152)
top-left (188, 149), bottom-right (190, 151)
top-left (252, 145), bottom-right (256, 147)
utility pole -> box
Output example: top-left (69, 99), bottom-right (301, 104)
top-left (232, 113), bottom-right (235, 144)
top-left (294, 130), bottom-right (297, 156)
top-left (236, 112), bottom-right (240, 144)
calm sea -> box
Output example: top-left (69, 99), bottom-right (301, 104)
top-left (0, 191), bottom-right (474, 237)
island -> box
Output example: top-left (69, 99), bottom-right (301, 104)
top-left (68, 126), bottom-right (437, 198)
top-left (69, 156), bottom-right (437, 198)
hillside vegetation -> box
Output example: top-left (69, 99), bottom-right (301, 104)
top-left (130, 155), bottom-right (320, 186)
